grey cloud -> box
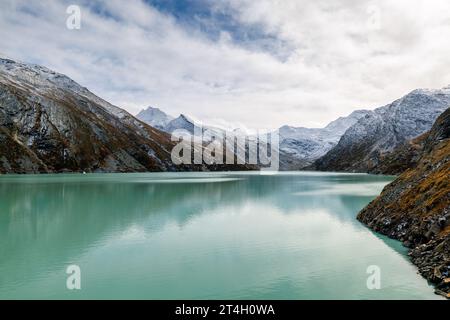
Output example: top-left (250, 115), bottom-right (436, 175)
top-left (0, 0), bottom-right (449, 129)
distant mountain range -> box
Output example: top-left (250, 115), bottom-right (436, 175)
top-left (136, 109), bottom-right (256, 166)
top-left (136, 107), bottom-right (174, 130)
top-left (1, 56), bottom-right (449, 175)
top-left (137, 84), bottom-right (450, 173)
top-left (136, 106), bottom-right (372, 170)
top-left (137, 107), bottom-right (225, 137)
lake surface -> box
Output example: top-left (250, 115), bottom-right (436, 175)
top-left (0, 172), bottom-right (440, 299)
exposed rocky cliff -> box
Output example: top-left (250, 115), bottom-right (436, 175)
top-left (357, 108), bottom-right (450, 298)
top-left (367, 132), bottom-right (427, 175)
top-left (314, 87), bottom-right (450, 172)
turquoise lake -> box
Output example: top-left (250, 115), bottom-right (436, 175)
top-left (0, 172), bottom-right (440, 299)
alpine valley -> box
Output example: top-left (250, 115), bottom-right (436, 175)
top-left (1, 56), bottom-right (449, 299)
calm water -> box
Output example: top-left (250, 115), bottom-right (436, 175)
top-left (0, 172), bottom-right (440, 299)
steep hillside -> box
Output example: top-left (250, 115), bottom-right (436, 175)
top-left (357, 108), bottom-right (450, 298)
top-left (367, 133), bottom-right (427, 175)
top-left (314, 87), bottom-right (450, 172)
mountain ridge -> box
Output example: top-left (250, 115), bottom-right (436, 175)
top-left (313, 86), bottom-right (450, 172)
top-left (136, 106), bottom-right (174, 130)
top-left (137, 106), bottom-right (372, 170)
top-left (0, 58), bottom-right (254, 173)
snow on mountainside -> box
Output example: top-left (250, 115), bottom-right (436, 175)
top-left (278, 110), bottom-right (371, 169)
top-left (0, 57), bottom-right (255, 173)
top-left (138, 110), bottom-right (230, 142)
top-left (0, 57), bottom-right (128, 119)
top-left (164, 114), bottom-right (198, 134)
top-left (136, 106), bottom-right (174, 130)
top-left (314, 86), bottom-right (450, 172)
top-left (0, 57), bottom-right (181, 173)
top-left (138, 105), bottom-right (371, 170)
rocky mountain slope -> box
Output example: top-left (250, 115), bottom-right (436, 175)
top-left (357, 107), bottom-right (450, 298)
top-left (0, 58), bottom-right (253, 173)
top-left (0, 57), bottom-right (182, 173)
top-left (278, 110), bottom-right (370, 169)
top-left (367, 132), bottom-right (428, 175)
top-left (313, 86), bottom-right (450, 172)
top-left (164, 114), bottom-right (198, 135)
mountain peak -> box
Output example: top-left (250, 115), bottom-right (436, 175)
top-left (0, 53), bottom-right (18, 63)
top-left (0, 55), bottom-right (129, 119)
top-left (0, 56), bottom-right (182, 173)
top-left (178, 114), bottom-right (193, 123)
top-left (161, 113), bottom-right (198, 134)
top-left (136, 106), bottom-right (174, 130)
top-left (141, 106), bottom-right (161, 112)
top-left (324, 109), bottom-right (371, 134)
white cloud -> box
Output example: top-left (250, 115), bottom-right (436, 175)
top-left (1, 0), bottom-right (450, 129)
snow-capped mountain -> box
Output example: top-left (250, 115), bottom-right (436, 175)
top-left (314, 86), bottom-right (450, 172)
top-left (136, 106), bottom-right (174, 130)
top-left (164, 114), bottom-right (198, 134)
top-left (0, 57), bottom-right (255, 173)
top-left (138, 109), bottom-right (269, 166)
top-left (138, 110), bottom-right (231, 142)
top-left (137, 105), bottom-right (371, 170)
top-left (0, 57), bottom-right (183, 173)
top-left (0, 55), bottom-right (129, 119)
top-left (278, 110), bottom-right (371, 169)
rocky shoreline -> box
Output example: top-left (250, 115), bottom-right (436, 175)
top-left (357, 108), bottom-right (450, 299)
top-left (409, 236), bottom-right (450, 298)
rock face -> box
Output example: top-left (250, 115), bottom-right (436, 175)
top-left (278, 110), bottom-right (370, 169)
top-left (136, 106), bottom-right (174, 130)
top-left (357, 107), bottom-right (450, 298)
top-left (367, 132), bottom-right (428, 175)
top-left (314, 87), bottom-right (450, 172)
top-left (0, 58), bottom-right (181, 173)
top-left (0, 58), bottom-right (253, 173)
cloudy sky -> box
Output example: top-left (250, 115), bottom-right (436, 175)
top-left (1, 0), bottom-right (450, 129)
